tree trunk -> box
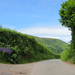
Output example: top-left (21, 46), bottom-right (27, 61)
top-left (71, 26), bottom-right (75, 49)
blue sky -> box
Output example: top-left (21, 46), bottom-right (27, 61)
top-left (0, 0), bottom-right (71, 43)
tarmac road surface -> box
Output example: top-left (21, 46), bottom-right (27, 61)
top-left (30, 59), bottom-right (75, 75)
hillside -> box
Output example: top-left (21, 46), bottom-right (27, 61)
top-left (34, 37), bottom-right (69, 54)
top-left (0, 26), bottom-right (60, 64)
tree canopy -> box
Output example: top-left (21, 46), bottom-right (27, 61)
top-left (59, 0), bottom-right (75, 64)
top-left (59, 0), bottom-right (75, 29)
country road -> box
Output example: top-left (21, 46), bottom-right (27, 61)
top-left (0, 59), bottom-right (75, 75)
top-left (29, 59), bottom-right (75, 75)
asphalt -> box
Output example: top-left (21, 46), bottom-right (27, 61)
top-left (30, 59), bottom-right (75, 75)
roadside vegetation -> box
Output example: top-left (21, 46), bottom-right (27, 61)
top-left (0, 26), bottom-right (60, 64)
top-left (59, 0), bottom-right (75, 64)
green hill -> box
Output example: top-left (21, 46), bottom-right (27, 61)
top-left (34, 37), bottom-right (69, 54)
top-left (0, 26), bottom-right (60, 64)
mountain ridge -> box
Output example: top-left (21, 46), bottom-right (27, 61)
top-left (28, 35), bottom-right (69, 54)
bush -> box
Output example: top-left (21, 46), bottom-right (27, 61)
top-left (61, 50), bottom-right (70, 61)
top-left (54, 53), bottom-right (60, 59)
top-left (7, 46), bottom-right (21, 64)
top-left (70, 55), bottom-right (75, 64)
top-left (1, 46), bottom-right (21, 64)
top-left (0, 26), bottom-right (60, 64)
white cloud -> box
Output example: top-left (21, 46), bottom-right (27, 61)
top-left (17, 25), bottom-right (71, 43)
top-left (61, 36), bottom-right (71, 43)
top-left (17, 26), bottom-right (71, 36)
top-left (35, 35), bottom-right (61, 39)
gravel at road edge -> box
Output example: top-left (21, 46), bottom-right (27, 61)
top-left (0, 62), bottom-right (36, 75)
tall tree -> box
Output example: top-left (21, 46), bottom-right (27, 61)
top-left (59, 0), bottom-right (75, 54)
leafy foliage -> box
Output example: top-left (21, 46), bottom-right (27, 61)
top-left (59, 0), bottom-right (75, 64)
top-left (70, 55), bottom-right (75, 64)
top-left (7, 46), bottom-right (21, 64)
top-left (0, 26), bottom-right (60, 64)
top-left (61, 50), bottom-right (70, 61)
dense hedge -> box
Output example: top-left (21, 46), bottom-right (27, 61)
top-left (61, 48), bottom-right (75, 64)
top-left (0, 26), bottom-right (60, 64)
top-left (61, 50), bottom-right (70, 61)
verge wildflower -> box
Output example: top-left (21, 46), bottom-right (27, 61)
top-left (0, 42), bottom-right (11, 54)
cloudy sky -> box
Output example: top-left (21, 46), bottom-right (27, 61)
top-left (0, 0), bottom-right (71, 43)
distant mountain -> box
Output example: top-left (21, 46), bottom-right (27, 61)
top-left (34, 37), bottom-right (69, 54)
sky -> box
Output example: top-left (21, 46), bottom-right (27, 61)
top-left (0, 0), bottom-right (71, 43)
